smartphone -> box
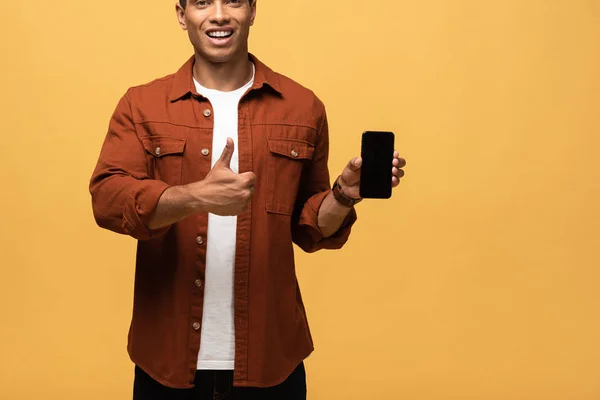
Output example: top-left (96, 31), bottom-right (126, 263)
top-left (359, 131), bottom-right (395, 199)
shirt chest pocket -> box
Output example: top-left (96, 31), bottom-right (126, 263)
top-left (141, 136), bottom-right (186, 186)
top-left (266, 138), bottom-right (315, 216)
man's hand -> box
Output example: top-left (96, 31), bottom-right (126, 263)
top-left (188, 138), bottom-right (256, 216)
top-left (338, 150), bottom-right (406, 199)
top-left (148, 138), bottom-right (255, 230)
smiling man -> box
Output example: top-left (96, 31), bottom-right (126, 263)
top-left (89, 0), bottom-right (405, 399)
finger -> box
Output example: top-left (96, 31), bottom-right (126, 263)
top-left (394, 150), bottom-right (399, 158)
top-left (240, 171), bottom-right (256, 186)
top-left (346, 157), bottom-right (362, 172)
top-left (244, 187), bottom-right (255, 206)
top-left (392, 167), bottom-right (405, 178)
top-left (393, 157), bottom-right (406, 168)
top-left (216, 138), bottom-right (234, 168)
top-left (392, 176), bottom-right (400, 187)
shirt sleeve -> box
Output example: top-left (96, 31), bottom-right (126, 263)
top-left (291, 104), bottom-right (358, 253)
top-left (89, 90), bottom-right (171, 241)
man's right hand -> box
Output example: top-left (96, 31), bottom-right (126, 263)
top-left (189, 137), bottom-right (256, 216)
top-left (147, 138), bottom-right (255, 230)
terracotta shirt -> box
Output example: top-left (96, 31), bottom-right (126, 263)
top-left (89, 54), bottom-right (357, 389)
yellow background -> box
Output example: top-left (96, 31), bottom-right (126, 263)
top-left (1, 0), bottom-right (599, 399)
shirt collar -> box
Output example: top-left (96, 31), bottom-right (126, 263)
top-left (169, 53), bottom-right (282, 102)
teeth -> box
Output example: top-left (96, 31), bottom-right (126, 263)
top-left (208, 31), bottom-right (232, 38)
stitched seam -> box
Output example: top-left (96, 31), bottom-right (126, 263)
top-left (252, 122), bottom-right (317, 131)
top-left (269, 151), bottom-right (313, 160)
top-left (122, 214), bottom-right (136, 232)
top-left (134, 120), bottom-right (212, 129)
top-left (266, 207), bottom-right (293, 216)
top-left (267, 138), bottom-right (315, 146)
top-left (272, 156), bottom-right (311, 161)
top-left (133, 121), bottom-right (317, 131)
top-left (130, 74), bottom-right (176, 90)
top-left (214, 373), bottom-right (233, 400)
top-left (140, 135), bottom-right (186, 141)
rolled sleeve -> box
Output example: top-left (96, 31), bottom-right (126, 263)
top-left (90, 90), bottom-right (171, 241)
top-left (291, 99), bottom-right (357, 253)
top-left (121, 179), bottom-right (171, 240)
top-left (294, 190), bottom-right (357, 253)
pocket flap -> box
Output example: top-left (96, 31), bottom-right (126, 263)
top-left (267, 138), bottom-right (314, 160)
top-left (141, 136), bottom-right (186, 157)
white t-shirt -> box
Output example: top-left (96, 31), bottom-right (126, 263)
top-left (193, 65), bottom-right (255, 370)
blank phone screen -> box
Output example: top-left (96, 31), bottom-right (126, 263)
top-left (359, 131), bottom-right (395, 199)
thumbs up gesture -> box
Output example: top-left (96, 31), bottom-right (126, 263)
top-left (189, 138), bottom-right (256, 216)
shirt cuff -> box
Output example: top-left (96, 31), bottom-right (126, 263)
top-left (122, 180), bottom-right (172, 240)
top-left (298, 190), bottom-right (358, 250)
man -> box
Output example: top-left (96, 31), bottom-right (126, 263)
top-left (89, 0), bottom-right (406, 399)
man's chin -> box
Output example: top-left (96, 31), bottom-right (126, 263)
top-left (196, 47), bottom-right (240, 64)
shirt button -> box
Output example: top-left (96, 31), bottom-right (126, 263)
top-left (155, 147), bottom-right (161, 156)
top-left (196, 236), bottom-right (204, 245)
top-left (291, 149), bottom-right (299, 158)
top-left (203, 109), bottom-right (211, 117)
top-left (192, 322), bottom-right (201, 331)
top-left (195, 279), bottom-right (203, 288)
top-left (201, 148), bottom-right (210, 156)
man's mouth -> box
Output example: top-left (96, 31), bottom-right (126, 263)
top-left (207, 30), bottom-right (233, 39)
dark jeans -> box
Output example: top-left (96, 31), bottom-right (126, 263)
top-left (133, 363), bottom-right (307, 400)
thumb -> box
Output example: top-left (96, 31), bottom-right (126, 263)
top-left (346, 157), bottom-right (362, 172)
top-left (217, 138), bottom-right (234, 169)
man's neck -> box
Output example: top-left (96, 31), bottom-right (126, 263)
top-left (193, 52), bottom-right (253, 92)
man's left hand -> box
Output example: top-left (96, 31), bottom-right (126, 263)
top-left (337, 150), bottom-right (406, 199)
